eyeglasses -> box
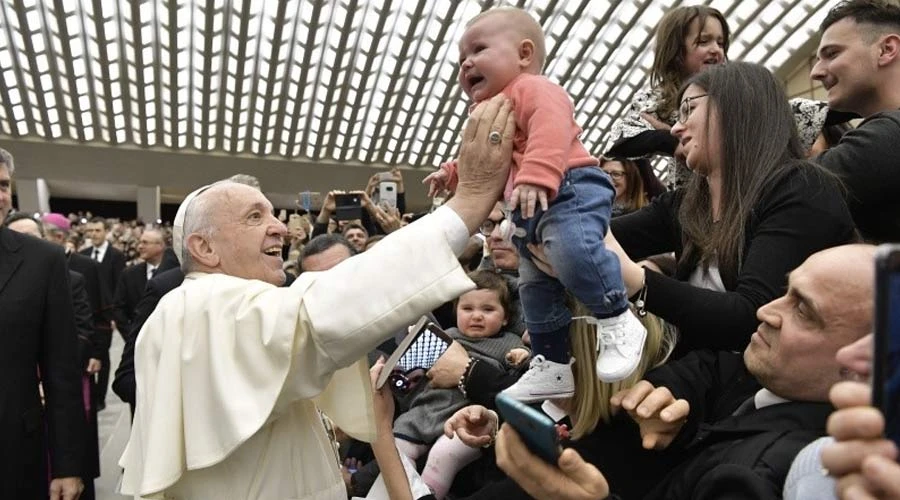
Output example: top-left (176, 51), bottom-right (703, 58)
top-left (677, 94), bottom-right (709, 124)
top-left (479, 217), bottom-right (505, 236)
top-left (603, 170), bottom-right (625, 180)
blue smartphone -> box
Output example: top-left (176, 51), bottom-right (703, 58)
top-left (495, 393), bottom-right (562, 463)
top-left (874, 244), bottom-right (900, 448)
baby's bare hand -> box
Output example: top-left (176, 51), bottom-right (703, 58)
top-left (510, 183), bottom-right (549, 219)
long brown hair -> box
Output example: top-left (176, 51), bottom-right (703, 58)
top-left (651, 6), bottom-right (730, 120)
top-left (677, 62), bottom-right (812, 287)
top-left (603, 157), bottom-right (648, 214)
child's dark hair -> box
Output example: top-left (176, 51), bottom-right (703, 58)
top-left (462, 270), bottom-right (511, 320)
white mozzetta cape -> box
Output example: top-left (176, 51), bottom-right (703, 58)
top-left (119, 210), bottom-right (474, 499)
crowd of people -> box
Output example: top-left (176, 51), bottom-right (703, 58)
top-left (1, 1), bottom-right (899, 499)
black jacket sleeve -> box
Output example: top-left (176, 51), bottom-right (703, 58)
top-left (606, 130), bottom-right (679, 159)
top-left (113, 268), bottom-right (185, 407)
top-left (463, 358), bottom-right (527, 409)
top-left (644, 351), bottom-right (760, 449)
top-left (814, 110), bottom-right (900, 242)
top-left (41, 249), bottom-right (86, 479)
top-left (610, 190), bottom-right (682, 261)
top-left (112, 272), bottom-right (132, 334)
top-left (69, 271), bottom-right (97, 368)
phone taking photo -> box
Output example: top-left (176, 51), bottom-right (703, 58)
top-left (376, 316), bottom-right (452, 394)
top-left (874, 244), bottom-right (900, 448)
top-left (334, 193), bottom-right (363, 221)
top-left (495, 393), bottom-right (562, 463)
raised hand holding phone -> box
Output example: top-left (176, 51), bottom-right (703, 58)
top-left (874, 243), bottom-right (900, 448)
top-left (495, 392), bottom-right (562, 463)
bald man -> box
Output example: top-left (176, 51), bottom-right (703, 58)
top-left (113, 228), bottom-right (167, 337)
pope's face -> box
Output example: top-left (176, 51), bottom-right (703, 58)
top-left (205, 184), bottom-right (288, 286)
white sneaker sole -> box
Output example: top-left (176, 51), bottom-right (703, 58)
top-left (501, 387), bottom-right (575, 403)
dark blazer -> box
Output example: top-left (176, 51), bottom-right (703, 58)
top-left (0, 228), bottom-right (85, 498)
top-left (113, 266), bottom-right (185, 413)
top-left (68, 271), bottom-right (100, 480)
top-left (66, 253), bottom-right (109, 357)
top-left (637, 350), bottom-right (832, 500)
top-left (113, 262), bottom-right (150, 336)
top-left (80, 244), bottom-right (126, 316)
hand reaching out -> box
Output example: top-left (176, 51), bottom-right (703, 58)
top-left (423, 169), bottom-right (450, 198)
top-left (610, 380), bottom-right (689, 450)
top-left (510, 183), bottom-right (548, 219)
top-left (506, 347), bottom-right (531, 366)
top-left (369, 357), bottom-right (396, 432)
top-left (373, 205), bottom-right (402, 233)
top-left (323, 191), bottom-right (339, 213)
top-left (444, 404), bottom-right (499, 448)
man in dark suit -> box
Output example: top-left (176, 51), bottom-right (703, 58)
top-left (113, 228), bottom-right (166, 336)
top-left (112, 265), bottom-right (183, 418)
top-left (45, 213), bottom-right (109, 412)
top-left (0, 150), bottom-right (84, 500)
top-left (5, 213), bottom-right (100, 500)
top-left (79, 216), bottom-right (124, 408)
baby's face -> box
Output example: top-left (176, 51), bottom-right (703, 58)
top-left (457, 288), bottom-right (507, 339)
top-left (457, 15), bottom-right (525, 102)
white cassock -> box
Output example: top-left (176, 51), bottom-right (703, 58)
top-left (119, 207), bottom-right (474, 499)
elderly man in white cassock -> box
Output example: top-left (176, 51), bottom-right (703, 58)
top-left (118, 96), bottom-right (516, 499)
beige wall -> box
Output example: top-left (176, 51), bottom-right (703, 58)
top-left (2, 136), bottom-right (434, 213)
top-left (782, 53), bottom-right (828, 100)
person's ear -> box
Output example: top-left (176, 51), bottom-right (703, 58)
top-left (519, 39), bottom-right (535, 69)
top-left (877, 33), bottom-right (900, 66)
top-left (187, 233), bottom-right (219, 268)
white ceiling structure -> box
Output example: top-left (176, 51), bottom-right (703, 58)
top-left (0, 0), bottom-right (834, 201)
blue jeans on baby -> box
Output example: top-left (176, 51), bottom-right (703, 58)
top-left (512, 166), bottom-right (628, 361)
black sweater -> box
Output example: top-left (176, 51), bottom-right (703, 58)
top-left (611, 164), bottom-right (855, 354)
top-left (815, 109), bottom-right (900, 243)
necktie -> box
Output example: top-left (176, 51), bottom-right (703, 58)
top-left (92, 248), bottom-right (100, 262)
top-left (150, 266), bottom-right (157, 279)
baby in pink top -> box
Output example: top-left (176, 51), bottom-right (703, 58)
top-left (425, 7), bottom-right (646, 403)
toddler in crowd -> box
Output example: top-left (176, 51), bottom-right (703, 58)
top-left (392, 271), bottom-right (527, 499)
top-left (605, 5), bottom-right (729, 189)
top-left (425, 7), bottom-right (646, 402)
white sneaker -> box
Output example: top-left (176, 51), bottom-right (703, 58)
top-left (501, 355), bottom-right (575, 403)
top-left (593, 310), bottom-right (647, 382)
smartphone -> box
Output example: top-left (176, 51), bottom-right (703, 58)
top-left (874, 244), bottom-right (900, 448)
top-left (379, 181), bottom-right (398, 209)
top-left (334, 193), bottom-right (363, 221)
top-left (297, 191), bottom-right (323, 212)
top-left (495, 393), bottom-right (562, 463)
top-left (376, 316), bottom-right (452, 391)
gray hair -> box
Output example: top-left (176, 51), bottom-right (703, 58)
top-left (228, 173), bottom-right (261, 190)
top-left (180, 188), bottom-right (218, 273)
top-left (0, 147), bottom-right (15, 174)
